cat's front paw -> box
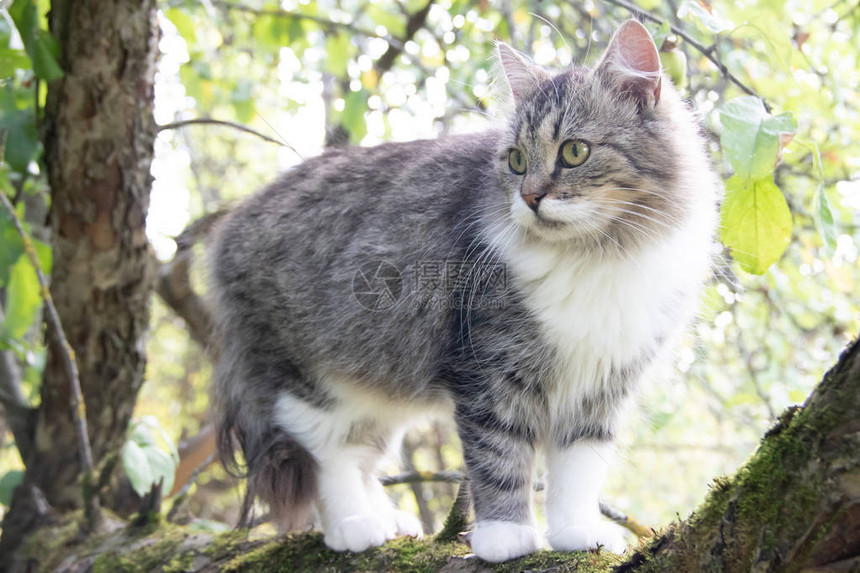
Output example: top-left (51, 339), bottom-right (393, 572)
top-left (324, 515), bottom-right (395, 552)
top-left (547, 521), bottom-right (628, 554)
top-left (471, 522), bottom-right (541, 563)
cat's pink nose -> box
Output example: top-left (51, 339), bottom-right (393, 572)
top-left (522, 192), bottom-right (546, 213)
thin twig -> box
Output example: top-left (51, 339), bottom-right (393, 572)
top-left (0, 129), bottom-right (100, 531)
top-left (595, 0), bottom-right (772, 112)
top-left (379, 469), bottom-right (651, 538)
top-left (379, 470), bottom-right (465, 486)
top-left (209, 0), bottom-right (393, 46)
top-left (158, 117), bottom-right (301, 156)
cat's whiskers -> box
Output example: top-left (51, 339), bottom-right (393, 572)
top-left (589, 207), bottom-right (663, 245)
top-left (589, 201), bottom-right (677, 232)
top-left (593, 196), bottom-right (684, 226)
top-left (601, 216), bottom-right (662, 245)
top-left (577, 217), bottom-right (608, 258)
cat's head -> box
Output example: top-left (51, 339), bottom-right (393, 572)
top-left (495, 20), bottom-right (697, 250)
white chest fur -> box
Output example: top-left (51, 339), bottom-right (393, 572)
top-left (500, 217), bottom-right (713, 397)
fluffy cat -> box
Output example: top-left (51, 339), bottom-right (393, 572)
top-left (209, 19), bottom-right (719, 563)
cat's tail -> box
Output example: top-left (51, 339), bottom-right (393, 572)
top-left (213, 347), bottom-right (318, 530)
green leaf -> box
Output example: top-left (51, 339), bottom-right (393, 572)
top-left (795, 138), bottom-right (838, 251)
top-left (252, 13), bottom-right (297, 52)
top-left (0, 470), bottom-right (25, 507)
top-left (720, 175), bottom-right (793, 274)
top-left (29, 30), bottom-right (62, 80)
top-left (144, 446), bottom-right (176, 496)
top-left (230, 78), bottom-right (255, 124)
top-left (814, 187), bottom-right (838, 251)
top-left (365, 4), bottom-right (406, 38)
top-left (0, 210), bottom-right (25, 287)
top-left (342, 89), bottom-right (368, 143)
top-left (121, 439), bottom-right (154, 497)
top-left (0, 47), bottom-right (32, 78)
top-left (720, 96), bottom-right (797, 181)
top-left (129, 420), bottom-right (157, 448)
top-left (9, 0), bottom-right (63, 81)
top-left (0, 102), bottom-right (39, 173)
top-left (124, 418), bottom-right (179, 496)
top-left (137, 415), bottom-right (179, 462)
top-left (2, 255), bottom-right (42, 340)
top-left (165, 8), bottom-right (197, 44)
top-left (651, 21), bottom-right (672, 50)
top-left (325, 33), bottom-right (351, 77)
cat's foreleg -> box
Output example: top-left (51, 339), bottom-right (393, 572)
top-left (457, 407), bottom-right (541, 562)
top-left (544, 439), bottom-right (628, 553)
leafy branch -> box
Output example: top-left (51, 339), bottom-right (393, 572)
top-left (203, 0), bottom-right (483, 116)
top-left (596, 0), bottom-right (772, 112)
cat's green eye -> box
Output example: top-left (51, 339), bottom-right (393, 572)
top-left (508, 149), bottom-right (527, 175)
top-left (559, 140), bottom-right (590, 168)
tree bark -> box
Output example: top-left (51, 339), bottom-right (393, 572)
top-left (5, 336), bottom-right (859, 572)
top-left (0, 0), bottom-right (159, 558)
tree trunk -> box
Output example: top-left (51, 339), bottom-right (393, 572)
top-left (622, 335), bottom-right (860, 572)
top-left (5, 336), bottom-right (859, 572)
top-left (0, 0), bottom-right (158, 559)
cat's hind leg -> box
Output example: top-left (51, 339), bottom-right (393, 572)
top-left (273, 388), bottom-right (421, 552)
top-left (363, 444), bottom-right (424, 540)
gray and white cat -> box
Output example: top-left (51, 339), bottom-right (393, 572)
top-left (209, 20), bottom-right (719, 563)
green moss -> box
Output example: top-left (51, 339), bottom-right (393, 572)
top-left (491, 548), bottom-right (620, 572)
top-left (90, 525), bottom-right (187, 573)
top-left (19, 515), bottom-right (618, 573)
top-left (221, 533), bottom-right (455, 572)
top-left (218, 531), bottom-right (621, 573)
top-left (18, 511), bottom-right (88, 572)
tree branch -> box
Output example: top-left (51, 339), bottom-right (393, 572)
top-left (0, 148), bottom-right (100, 531)
top-left (375, 0), bottom-right (434, 73)
top-left (595, 0), bottom-right (773, 112)
top-left (0, 308), bottom-right (36, 464)
top-left (157, 118), bottom-right (299, 155)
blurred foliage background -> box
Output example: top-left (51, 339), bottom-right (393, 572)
top-left (1, 0), bottom-right (859, 541)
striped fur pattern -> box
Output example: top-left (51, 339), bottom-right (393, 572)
top-left (209, 20), bottom-right (719, 562)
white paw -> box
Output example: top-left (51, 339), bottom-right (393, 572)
top-left (324, 515), bottom-right (395, 552)
top-left (392, 509), bottom-right (423, 538)
top-left (471, 522), bottom-right (541, 563)
top-left (547, 521), bottom-right (628, 554)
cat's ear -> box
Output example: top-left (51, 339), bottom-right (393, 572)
top-left (496, 42), bottom-right (550, 105)
top-left (595, 19), bottom-right (662, 108)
